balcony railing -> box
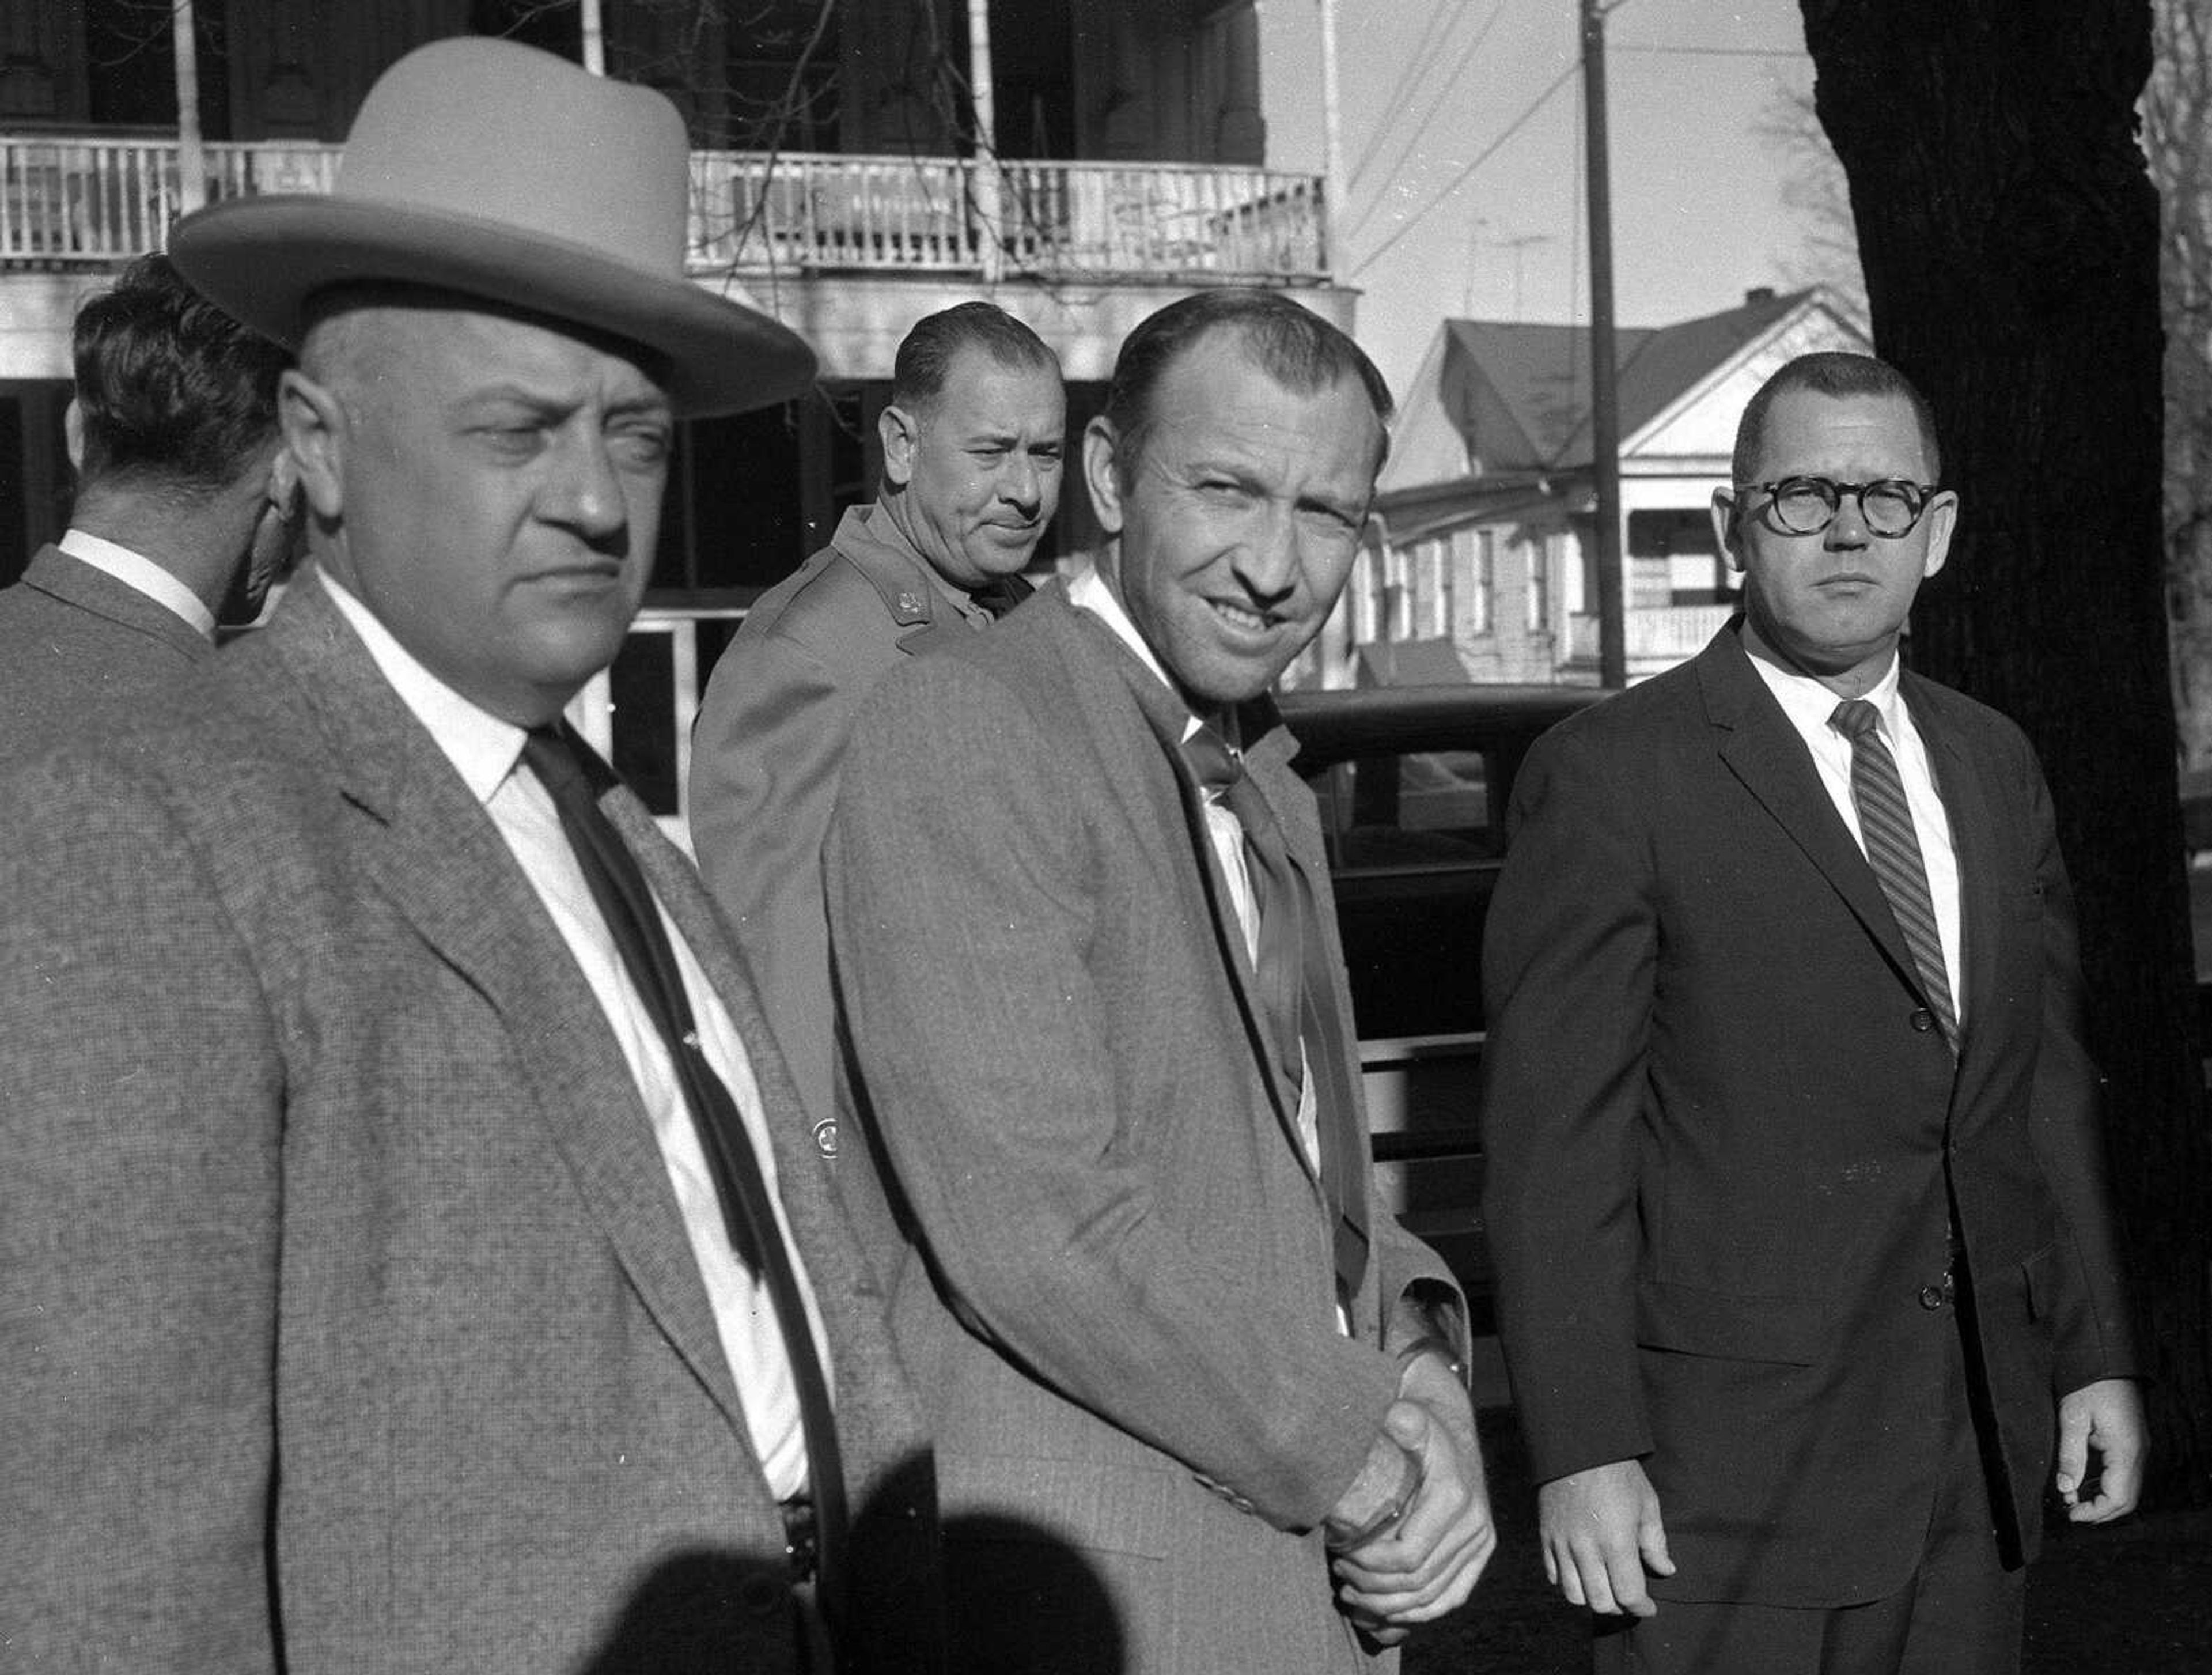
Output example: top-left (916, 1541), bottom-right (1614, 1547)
top-left (0, 135), bottom-right (1329, 282)
top-left (1562, 603), bottom-right (1737, 669)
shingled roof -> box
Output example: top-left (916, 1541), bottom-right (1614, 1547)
top-left (1429, 287), bottom-right (1812, 474)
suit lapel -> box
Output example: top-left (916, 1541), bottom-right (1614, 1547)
top-left (896, 617), bottom-right (972, 659)
top-left (1696, 628), bottom-right (1927, 1002)
top-left (1051, 595), bottom-right (1320, 1184)
top-left (266, 581), bottom-right (755, 1436)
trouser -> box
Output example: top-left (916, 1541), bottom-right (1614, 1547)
top-left (1593, 1299), bottom-right (2027, 1675)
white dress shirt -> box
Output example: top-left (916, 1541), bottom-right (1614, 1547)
top-left (1744, 632), bottom-right (1965, 1020)
top-left (319, 571), bottom-right (831, 1499)
top-left (59, 528), bottom-right (215, 640)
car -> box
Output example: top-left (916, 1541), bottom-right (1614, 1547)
top-left (1281, 682), bottom-right (1607, 1322)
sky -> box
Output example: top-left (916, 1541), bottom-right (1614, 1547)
top-left (1258, 0), bottom-right (1832, 392)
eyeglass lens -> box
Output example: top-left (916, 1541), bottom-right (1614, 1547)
top-left (1769, 478), bottom-right (1925, 537)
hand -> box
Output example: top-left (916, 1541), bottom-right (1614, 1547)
top-left (2055, 1378), bottom-right (2147, 1523)
top-left (1330, 1362), bottom-right (1497, 1635)
top-left (1538, 1458), bottom-right (1674, 1617)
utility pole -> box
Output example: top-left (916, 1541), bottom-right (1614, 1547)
top-left (172, 0), bottom-right (205, 215)
top-left (1320, 0), bottom-right (1347, 281)
top-left (968, 0), bottom-right (1002, 282)
top-left (1581, 0), bottom-right (1627, 688)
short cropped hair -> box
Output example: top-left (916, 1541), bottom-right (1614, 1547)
top-left (72, 253), bottom-right (289, 493)
top-left (1103, 288), bottom-right (1393, 485)
top-left (890, 301), bottom-right (1059, 411)
top-left (1732, 351), bottom-right (1944, 485)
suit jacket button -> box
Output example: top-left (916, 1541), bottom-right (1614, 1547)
top-left (1910, 1008), bottom-right (1936, 1033)
top-left (1918, 1284), bottom-right (1946, 1310)
top-left (812, 1117), bottom-right (838, 1158)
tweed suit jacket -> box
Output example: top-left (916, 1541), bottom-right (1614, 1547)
top-left (689, 505), bottom-right (982, 1147)
top-left (0, 576), bottom-right (937, 1674)
top-left (0, 543), bottom-right (210, 768)
top-left (1480, 622), bottom-right (2138, 1610)
top-left (824, 579), bottom-right (1465, 1674)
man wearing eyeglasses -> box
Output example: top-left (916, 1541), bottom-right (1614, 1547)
top-left (1479, 351), bottom-right (2143, 1675)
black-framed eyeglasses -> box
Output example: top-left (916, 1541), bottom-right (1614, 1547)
top-left (1733, 476), bottom-right (1941, 539)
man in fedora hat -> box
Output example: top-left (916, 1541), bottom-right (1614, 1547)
top-left (0, 37), bottom-right (934, 1675)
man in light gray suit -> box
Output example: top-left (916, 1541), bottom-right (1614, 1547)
top-left (0, 252), bottom-right (297, 765)
top-left (827, 290), bottom-right (1495, 1673)
top-left (0, 40), bottom-right (934, 1675)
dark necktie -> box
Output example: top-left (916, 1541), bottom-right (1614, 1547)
top-left (1830, 698), bottom-right (1957, 1050)
top-left (1182, 724), bottom-right (1372, 1304)
top-left (967, 571), bottom-right (1035, 619)
top-left (520, 724), bottom-right (849, 1595)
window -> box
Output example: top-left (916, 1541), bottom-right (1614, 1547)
top-left (1628, 507), bottom-right (1730, 604)
top-left (1527, 536), bottom-right (1554, 632)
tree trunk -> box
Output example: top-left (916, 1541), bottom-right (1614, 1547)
top-left (1802, 0), bottom-right (2211, 1504)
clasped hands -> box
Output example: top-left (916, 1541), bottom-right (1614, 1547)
top-left (1323, 1348), bottom-right (1497, 1644)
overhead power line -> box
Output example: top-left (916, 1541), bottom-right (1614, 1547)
top-left (1349, 59), bottom-right (1578, 280)
top-left (1356, 0), bottom-right (1462, 166)
top-left (1350, 0), bottom-right (1507, 196)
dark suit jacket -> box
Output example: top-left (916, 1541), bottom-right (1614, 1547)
top-left (0, 576), bottom-right (937, 1673)
top-left (825, 580), bottom-right (1464, 1673)
top-left (1479, 623), bottom-right (2137, 1609)
top-left (688, 505), bottom-right (983, 1145)
top-left (0, 543), bottom-right (210, 767)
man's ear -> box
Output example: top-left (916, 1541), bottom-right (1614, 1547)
top-left (1082, 415), bottom-right (1126, 538)
top-left (1919, 490), bottom-right (1959, 581)
top-left (62, 398), bottom-right (85, 474)
top-left (281, 369), bottom-right (346, 521)
top-left (1710, 486), bottom-right (1744, 573)
top-left (878, 402), bottom-right (919, 490)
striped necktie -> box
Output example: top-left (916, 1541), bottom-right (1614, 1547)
top-left (1830, 698), bottom-right (1957, 1050)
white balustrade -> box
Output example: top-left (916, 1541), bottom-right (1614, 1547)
top-left (2, 135), bottom-right (1328, 282)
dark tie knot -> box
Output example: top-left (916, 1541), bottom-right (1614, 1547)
top-left (521, 724), bottom-right (609, 807)
top-left (1180, 725), bottom-right (1246, 797)
top-left (968, 572), bottom-right (1034, 620)
top-left (1830, 698), bottom-right (1882, 742)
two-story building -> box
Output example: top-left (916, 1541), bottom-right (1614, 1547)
top-left (1, 0), bottom-right (1343, 824)
top-left (1299, 285), bottom-right (1868, 692)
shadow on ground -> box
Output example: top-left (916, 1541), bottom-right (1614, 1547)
top-left (1408, 1409), bottom-right (2212, 1674)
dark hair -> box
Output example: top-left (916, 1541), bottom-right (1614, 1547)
top-left (72, 252), bottom-right (289, 493)
top-left (1732, 351), bottom-right (1943, 485)
top-left (1103, 289), bottom-right (1393, 483)
top-left (891, 301), bottom-right (1059, 411)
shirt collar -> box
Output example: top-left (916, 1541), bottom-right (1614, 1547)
top-left (1741, 621), bottom-right (1904, 740)
top-left (315, 569), bottom-right (526, 805)
top-left (1065, 553), bottom-right (1215, 750)
top-left (59, 528), bottom-right (216, 640)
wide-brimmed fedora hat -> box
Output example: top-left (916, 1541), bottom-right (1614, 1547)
top-left (168, 37), bottom-right (814, 417)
